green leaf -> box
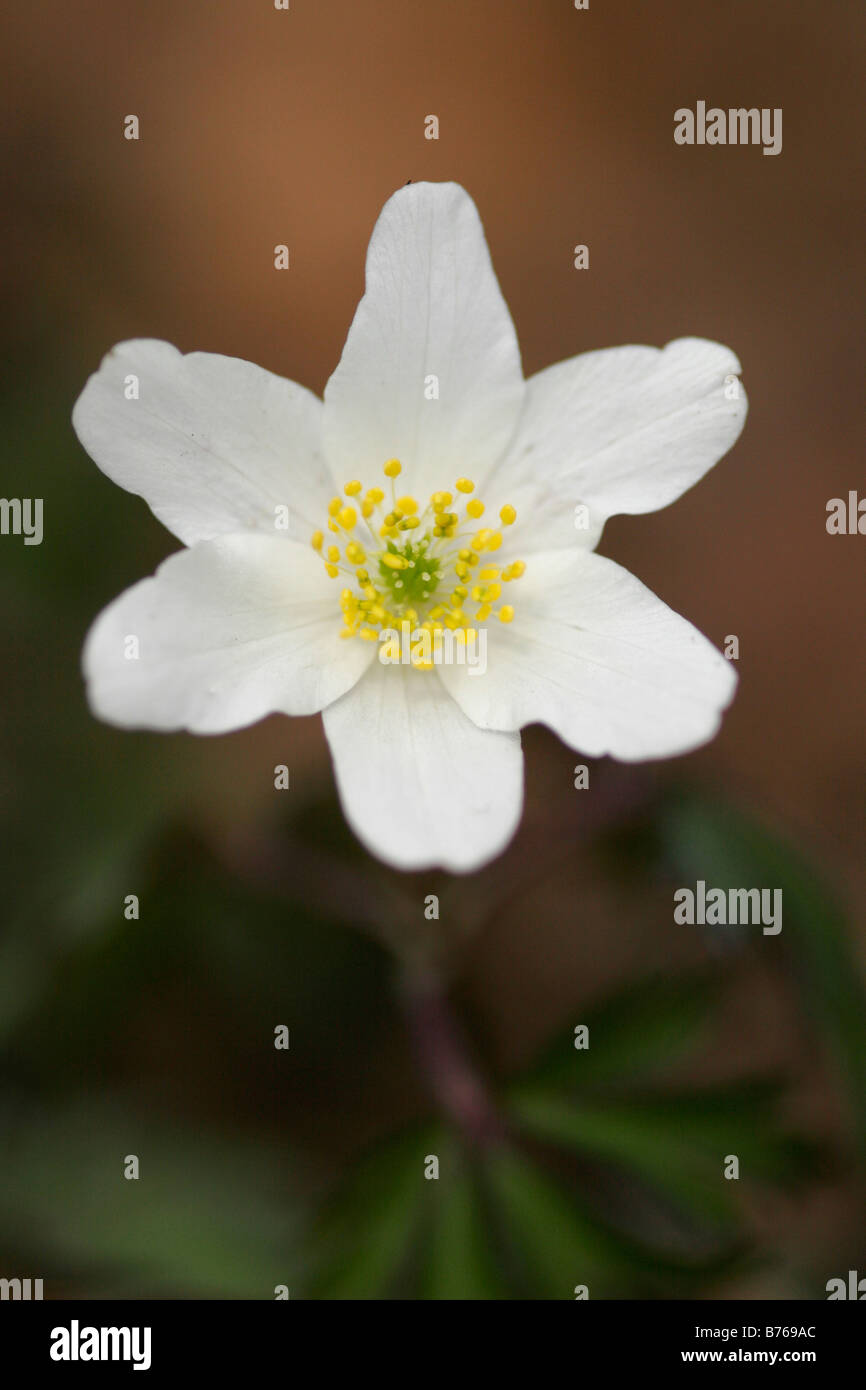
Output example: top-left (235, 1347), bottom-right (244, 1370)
top-left (507, 1088), bottom-right (738, 1227)
top-left (422, 1156), bottom-right (507, 1300)
top-left (0, 1096), bottom-right (305, 1298)
top-left (521, 972), bottom-right (718, 1090)
top-left (662, 794), bottom-right (866, 1153)
top-left (485, 1145), bottom-right (630, 1298)
top-left (308, 1126), bottom-right (441, 1299)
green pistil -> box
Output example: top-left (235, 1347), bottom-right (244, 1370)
top-left (377, 536), bottom-right (443, 609)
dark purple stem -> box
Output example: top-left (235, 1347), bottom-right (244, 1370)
top-left (400, 969), bottom-right (505, 1149)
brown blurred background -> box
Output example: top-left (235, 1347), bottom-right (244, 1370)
top-left (1, 0), bottom-right (864, 1298)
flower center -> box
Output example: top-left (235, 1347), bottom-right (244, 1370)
top-left (311, 460), bottom-right (525, 669)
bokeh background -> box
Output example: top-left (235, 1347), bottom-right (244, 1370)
top-left (1, 0), bottom-right (864, 1298)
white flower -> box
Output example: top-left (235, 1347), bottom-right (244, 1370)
top-left (74, 182), bottom-right (746, 874)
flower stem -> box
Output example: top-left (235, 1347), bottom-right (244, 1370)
top-left (399, 967), bottom-right (505, 1149)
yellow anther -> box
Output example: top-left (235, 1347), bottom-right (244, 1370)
top-left (318, 467), bottom-right (520, 647)
top-left (499, 605), bottom-right (514, 623)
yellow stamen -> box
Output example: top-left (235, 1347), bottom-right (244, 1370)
top-left (312, 472), bottom-right (523, 653)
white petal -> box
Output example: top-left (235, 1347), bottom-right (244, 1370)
top-left (323, 182), bottom-right (524, 502)
top-left (322, 661), bottom-right (523, 873)
top-left (84, 535), bottom-right (372, 733)
top-left (73, 340), bottom-right (335, 546)
top-left (439, 549), bottom-right (737, 761)
top-left (490, 338), bottom-right (747, 551)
